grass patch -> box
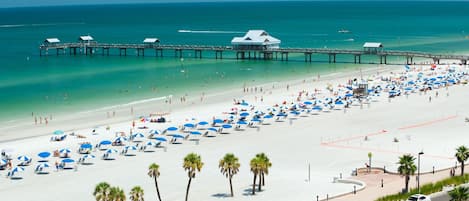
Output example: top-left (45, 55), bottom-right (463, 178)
top-left (376, 174), bottom-right (469, 201)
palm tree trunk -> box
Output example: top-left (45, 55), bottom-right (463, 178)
top-left (405, 175), bottom-right (409, 193)
top-left (252, 174), bottom-right (257, 195)
top-left (258, 171), bottom-right (262, 191)
top-left (262, 172), bottom-right (265, 186)
top-left (185, 177), bottom-right (192, 201)
top-left (229, 176), bottom-right (234, 197)
top-left (154, 176), bottom-right (162, 201)
top-left (461, 161), bottom-right (465, 176)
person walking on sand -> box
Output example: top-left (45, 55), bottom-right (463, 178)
top-left (34, 116), bottom-right (37, 125)
top-left (55, 161), bottom-right (59, 171)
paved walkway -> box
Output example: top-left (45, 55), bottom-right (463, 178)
top-left (331, 164), bottom-right (468, 201)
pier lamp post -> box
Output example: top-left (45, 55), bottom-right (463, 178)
top-left (417, 151), bottom-right (424, 193)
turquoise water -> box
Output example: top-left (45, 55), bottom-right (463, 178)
top-left (1, 1), bottom-right (469, 121)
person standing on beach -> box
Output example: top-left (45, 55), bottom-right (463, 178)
top-left (34, 117), bottom-right (37, 125)
top-left (40, 117), bottom-right (42, 124)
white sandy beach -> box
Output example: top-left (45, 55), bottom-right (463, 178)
top-left (1, 63), bottom-right (469, 201)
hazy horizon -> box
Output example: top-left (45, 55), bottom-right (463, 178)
top-left (2, 0), bottom-right (467, 9)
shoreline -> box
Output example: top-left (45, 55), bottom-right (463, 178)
top-left (0, 62), bottom-right (387, 142)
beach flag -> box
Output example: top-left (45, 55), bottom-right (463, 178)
top-left (140, 118), bottom-right (146, 123)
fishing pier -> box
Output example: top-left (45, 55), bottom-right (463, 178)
top-left (39, 32), bottom-right (469, 65)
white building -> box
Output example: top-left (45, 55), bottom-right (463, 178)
top-left (231, 30), bottom-right (281, 50)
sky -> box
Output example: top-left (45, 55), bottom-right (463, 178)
top-left (0, 0), bottom-right (463, 8)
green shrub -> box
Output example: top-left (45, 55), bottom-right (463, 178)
top-left (375, 174), bottom-right (468, 201)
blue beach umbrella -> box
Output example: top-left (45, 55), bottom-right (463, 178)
top-left (36, 163), bottom-right (50, 169)
top-left (172, 134), bottom-right (185, 139)
top-left (213, 119), bottom-right (224, 124)
top-left (38, 152), bottom-right (51, 159)
top-left (184, 123), bottom-right (195, 128)
top-left (80, 144), bottom-right (93, 149)
top-left (155, 137), bottom-right (168, 142)
top-left (166, 126), bottom-right (178, 131)
top-left (290, 111), bottom-right (300, 115)
top-left (251, 118), bottom-right (261, 122)
top-left (239, 112), bottom-right (250, 117)
top-left (124, 145), bottom-right (138, 151)
top-left (313, 105), bottom-right (322, 111)
top-left (82, 154), bottom-right (95, 159)
top-left (335, 100), bottom-right (344, 105)
top-left (61, 158), bottom-right (75, 163)
top-left (59, 148), bottom-right (71, 154)
top-left (100, 140), bottom-right (112, 145)
top-left (190, 131), bottom-right (202, 135)
top-left (53, 130), bottom-right (64, 135)
top-left (198, 121), bottom-right (209, 126)
top-left (345, 93), bottom-right (353, 97)
top-left (132, 133), bottom-right (145, 138)
top-left (114, 136), bottom-right (128, 142)
top-left (222, 124), bottom-right (232, 129)
top-left (17, 155), bottom-right (30, 162)
top-left (237, 121), bottom-right (248, 125)
top-left (0, 159), bottom-right (7, 166)
top-left (105, 149), bottom-right (118, 154)
top-left (240, 102), bottom-right (249, 106)
top-left (149, 130), bottom-right (161, 135)
top-left (263, 115), bottom-right (273, 119)
top-left (146, 141), bottom-right (158, 146)
top-left (12, 166), bottom-right (25, 173)
top-left (207, 127), bottom-right (218, 132)
top-left (408, 81), bottom-right (415, 85)
top-left (303, 101), bottom-right (313, 105)
top-left (346, 86), bottom-right (353, 90)
top-left (276, 113), bottom-right (288, 117)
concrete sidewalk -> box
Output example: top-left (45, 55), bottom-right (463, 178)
top-left (331, 164), bottom-right (468, 201)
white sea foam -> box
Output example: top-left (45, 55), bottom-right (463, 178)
top-left (177, 29), bottom-right (244, 34)
top-left (0, 22), bottom-right (85, 28)
top-left (77, 95), bottom-right (171, 115)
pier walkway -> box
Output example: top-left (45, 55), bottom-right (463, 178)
top-left (39, 42), bottom-right (469, 65)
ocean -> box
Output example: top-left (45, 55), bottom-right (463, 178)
top-left (1, 1), bottom-right (469, 121)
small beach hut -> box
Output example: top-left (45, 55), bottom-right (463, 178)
top-left (363, 42), bottom-right (383, 54)
top-left (232, 30), bottom-right (281, 50)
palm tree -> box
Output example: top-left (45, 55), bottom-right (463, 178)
top-left (148, 163), bottom-right (162, 201)
top-left (109, 186), bottom-right (126, 201)
top-left (455, 145), bottom-right (469, 176)
top-left (183, 153), bottom-right (203, 201)
top-left (219, 153), bottom-right (240, 197)
top-left (250, 157), bottom-right (262, 195)
top-left (449, 186), bottom-right (469, 201)
top-left (94, 182), bottom-right (111, 201)
top-left (368, 152), bottom-right (373, 173)
top-left (129, 186), bottom-right (144, 201)
top-left (397, 154), bottom-right (417, 193)
top-left (256, 153), bottom-right (272, 190)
